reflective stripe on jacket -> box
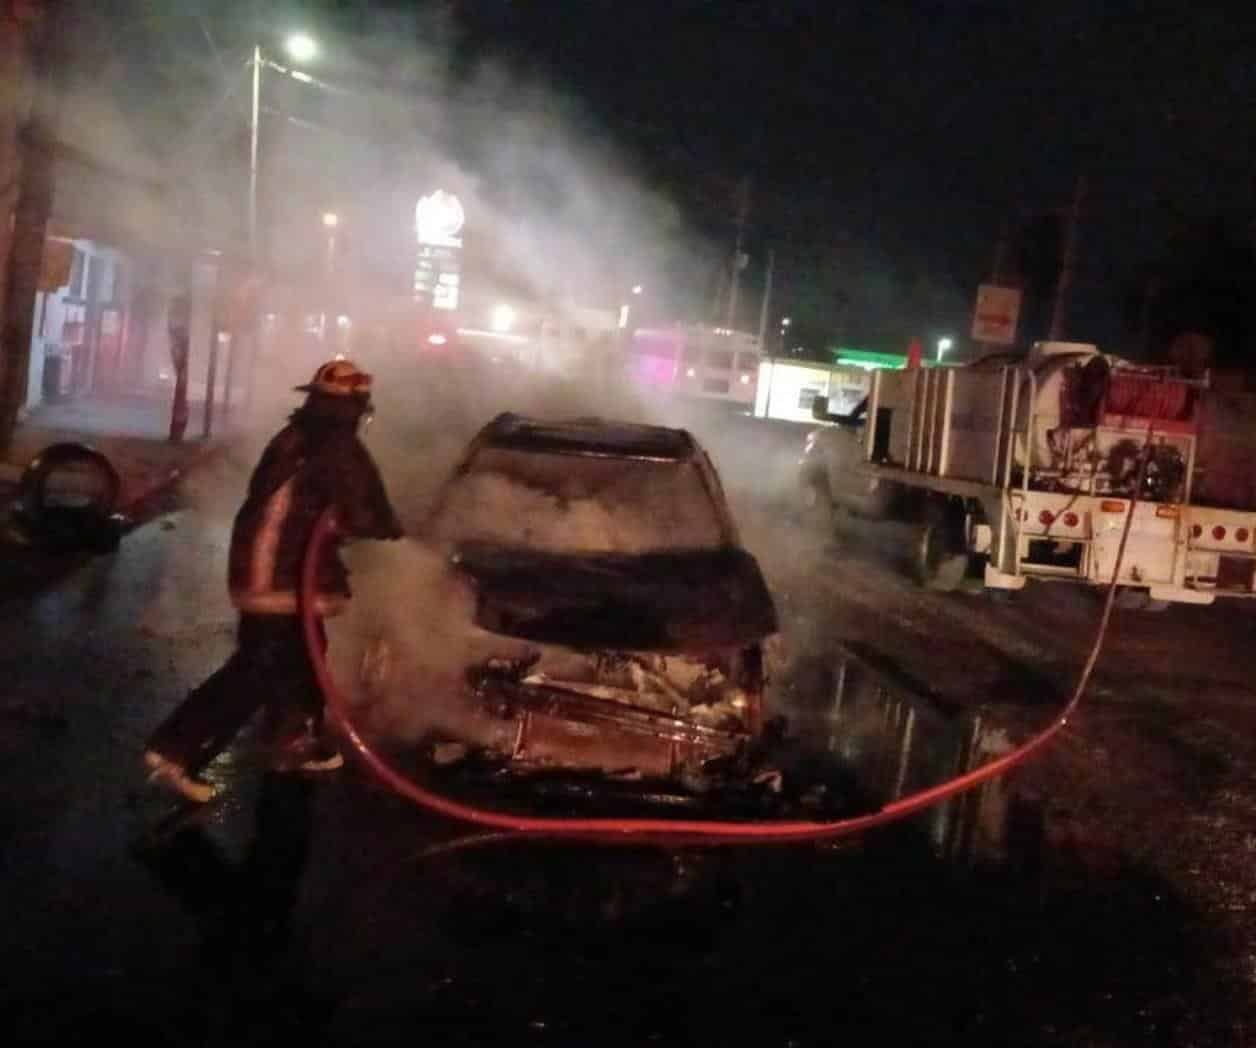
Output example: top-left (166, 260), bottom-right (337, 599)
top-left (227, 421), bottom-right (403, 616)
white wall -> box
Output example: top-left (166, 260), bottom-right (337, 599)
top-left (753, 360), bottom-right (872, 423)
top-left (24, 238), bottom-right (102, 409)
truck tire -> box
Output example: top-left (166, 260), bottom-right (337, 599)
top-left (914, 500), bottom-right (969, 592)
top-left (797, 472), bottom-right (834, 531)
top-left (1111, 587), bottom-right (1170, 613)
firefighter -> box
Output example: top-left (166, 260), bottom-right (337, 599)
top-left (143, 359), bottom-right (404, 803)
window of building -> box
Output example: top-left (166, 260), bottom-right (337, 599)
top-left (67, 250), bottom-right (86, 299)
top-left (96, 258), bottom-right (115, 303)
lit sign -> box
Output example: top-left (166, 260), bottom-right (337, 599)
top-left (414, 190), bottom-right (465, 311)
top-left (415, 190), bottom-right (465, 248)
top-left (433, 273), bottom-right (461, 311)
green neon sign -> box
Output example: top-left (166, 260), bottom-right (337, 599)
top-left (832, 348), bottom-right (907, 369)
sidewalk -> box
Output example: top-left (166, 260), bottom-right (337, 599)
top-left (1, 394), bottom-right (227, 513)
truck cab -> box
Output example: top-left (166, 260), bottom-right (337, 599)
top-left (798, 393), bottom-right (898, 520)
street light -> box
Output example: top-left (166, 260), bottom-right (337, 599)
top-left (937, 336), bottom-right (954, 362)
top-left (632, 284), bottom-right (643, 296)
top-left (491, 304), bottom-right (516, 334)
top-left (322, 212), bottom-right (339, 277)
top-left (320, 212), bottom-right (339, 343)
top-left (285, 33), bottom-right (319, 63)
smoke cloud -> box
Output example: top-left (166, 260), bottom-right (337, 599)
top-left (51, 3), bottom-right (822, 743)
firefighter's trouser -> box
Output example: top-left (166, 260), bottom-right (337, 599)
top-left (146, 613), bottom-right (328, 773)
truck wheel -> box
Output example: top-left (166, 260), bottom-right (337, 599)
top-left (914, 501), bottom-right (968, 592)
top-left (985, 584), bottom-right (1019, 604)
top-left (797, 474), bottom-right (834, 531)
top-left (1111, 587), bottom-right (1170, 613)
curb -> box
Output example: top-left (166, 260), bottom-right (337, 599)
top-left (116, 441), bottom-right (231, 516)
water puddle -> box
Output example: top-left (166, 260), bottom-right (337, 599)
top-left (780, 648), bottom-right (1024, 867)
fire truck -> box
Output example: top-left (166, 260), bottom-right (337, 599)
top-left (798, 341), bottom-right (1256, 607)
top-left (630, 325), bottom-right (762, 408)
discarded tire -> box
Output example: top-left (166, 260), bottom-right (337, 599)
top-left (12, 442), bottom-right (124, 554)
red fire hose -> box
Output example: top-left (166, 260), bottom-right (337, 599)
top-left (301, 488), bottom-right (1137, 844)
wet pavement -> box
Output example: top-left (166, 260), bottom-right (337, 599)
top-left (3, 395), bottom-right (1255, 1045)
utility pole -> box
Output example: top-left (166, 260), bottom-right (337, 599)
top-left (991, 215), bottom-right (1012, 285)
top-left (1049, 175), bottom-right (1087, 341)
top-left (0, 1), bottom-right (60, 455)
top-left (755, 248), bottom-right (774, 353)
top-left (725, 175), bottom-right (750, 330)
top-left (242, 44), bottom-right (262, 424)
top-left (248, 44), bottom-right (261, 260)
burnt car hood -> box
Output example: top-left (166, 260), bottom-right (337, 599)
top-left (450, 541), bottom-right (778, 652)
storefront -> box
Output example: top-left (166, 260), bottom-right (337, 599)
top-left (752, 359), bottom-right (873, 424)
top-left (26, 237), bottom-right (135, 406)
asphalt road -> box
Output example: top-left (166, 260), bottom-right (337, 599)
top-left (2, 384), bottom-right (1255, 1046)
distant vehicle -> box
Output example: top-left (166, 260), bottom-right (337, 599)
top-left (630, 325), bottom-right (762, 408)
top-left (363, 413), bottom-right (779, 785)
top-left (798, 341), bottom-right (1256, 607)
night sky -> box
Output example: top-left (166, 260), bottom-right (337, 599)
top-left (447, 0), bottom-right (1256, 356)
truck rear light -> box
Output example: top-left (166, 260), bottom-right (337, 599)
top-left (1039, 510), bottom-right (1055, 525)
top-left (1237, 528), bottom-right (1250, 543)
top-left (1213, 525), bottom-right (1227, 541)
top-left (1062, 512), bottom-right (1079, 527)
top-left (1100, 500), bottom-right (1126, 513)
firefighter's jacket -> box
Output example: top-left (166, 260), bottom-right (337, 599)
top-left (228, 421), bottom-right (403, 616)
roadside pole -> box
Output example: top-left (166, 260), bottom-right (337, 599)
top-left (242, 45), bottom-right (262, 427)
top-left (0, 2), bottom-right (60, 456)
top-left (757, 249), bottom-right (775, 420)
top-left (1049, 175), bottom-right (1087, 341)
top-left (756, 248), bottom-right (774, 353)
top-left (202, 321), bottom-right (219, 440)
top-left (725, 175), bottom-right (750, 330)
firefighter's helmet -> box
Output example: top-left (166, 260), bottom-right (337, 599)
top-left (294, 358), bottom-right (372, 397)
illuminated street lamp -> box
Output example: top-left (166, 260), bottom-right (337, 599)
top-left (285, 33), bottom-right (319, 63)
top-left (620, 284), bottom-right (644, 330)
top-left (320, 211), bottom-right (340, 343)
top-left (491, 303), bottom-right (516, 334)
top-left (937, 336), bottom-right (954, 362)
top-left (322, 211), bottom-right (339, 276)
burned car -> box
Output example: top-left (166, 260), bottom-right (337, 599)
top-left (354, 413), bottom-right (779, 788)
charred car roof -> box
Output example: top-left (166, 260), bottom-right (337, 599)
top-left (476, 413), bottom-right (700, 462)
top-left (425, 413), bottom-right (775, 652)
